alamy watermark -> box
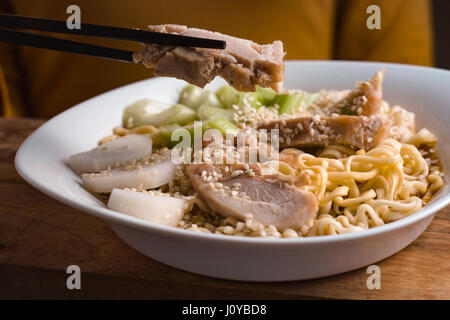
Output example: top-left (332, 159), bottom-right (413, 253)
top-left (66, 5), bottom-right (81, 30)
top-left (366, 264), bottom-right (381, 289)
top-left (169, 122), bottom-right (280, 166)
top-left (66, 264), bottom-right (81, 290)
top-left (366, 5), bottom-right (381, 30)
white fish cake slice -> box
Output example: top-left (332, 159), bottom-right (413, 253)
top-left (70, 134), bottom-right (152, 174)
top-left (82, 159), bottom-right (176, 193)
top-left (107, 188), bottom-right (185, 227)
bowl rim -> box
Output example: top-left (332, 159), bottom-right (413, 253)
top-left (15, 60), bottom-right (450, 246)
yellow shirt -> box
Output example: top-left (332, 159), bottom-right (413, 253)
top-left (0, 0), bottom-right (433, 118)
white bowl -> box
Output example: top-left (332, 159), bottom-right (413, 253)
top-left (15, 61), bottom-right (450, 281)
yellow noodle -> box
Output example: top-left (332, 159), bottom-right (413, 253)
top-left (291, 139), bottom-right (443, 237)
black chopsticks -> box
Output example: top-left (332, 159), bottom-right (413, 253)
top-left (0, 28), bottom-right (135, 62)
top-left (0, 14), bottom-right (226, 48)
top-left (0, 14), bottom-right (226, 63)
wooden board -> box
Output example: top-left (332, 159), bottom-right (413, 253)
top-left (0, 118), bottom-right (449, 299)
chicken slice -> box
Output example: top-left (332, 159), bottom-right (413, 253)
top-left (133, 24), bottom-right (285, 92)
top-left (186, 163), bottom-right (318, 230)
top-left (337, 69), bottom-right (385, 116)
top-left (258, 115), bottom-right (390, 150)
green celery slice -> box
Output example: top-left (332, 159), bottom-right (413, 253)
top-left (179, 84), bottom-right (222, 110)
top-left (302, 93), bottom-right (319, 109)
top-left (215, 85), bottom-right (241, 108)
top-left (197, 104), bottom-right (235, 122)
top-left (276, 94), bottom-right (303, 114)
top-left (204, 119), bottom-right (240, 136)
top-left (123, 102), bottom-right (197, 128)
top-left (158, 119), bottom-right (240, 147)
top-left (256, 86), bottom-right (277, 106)
top-left (122, 99), bottom-right (171, 128)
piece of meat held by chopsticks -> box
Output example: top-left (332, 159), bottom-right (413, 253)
top-left (133, 24), bottom-right (285, 92)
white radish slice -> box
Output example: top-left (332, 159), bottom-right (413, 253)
top-left (70, 134), bottom-right (152, 174)
top-left (81, 159), bottom-right (176, 193)
top-left (107, 188), bottom-right (186, 227)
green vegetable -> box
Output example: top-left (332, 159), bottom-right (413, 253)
top-left (341, 105), bottom-right (357, 115)
top-left (156, 123), bottom-right (182, 145)
top-left (122, 99), bottom-right (171, 128)
top-left (197, 104), bottom-right (235, 122)
top-left (274, 92), bottom-right (319, 115)
top-left (178, 84), bottom-right (222, 110)
top-left (158, 124), bottom-right (193, 148)
top-left (276, 94), bottom-right (303, 114)
top-left (256, 86), bottom-right (277, 105)
top-left (123, 102), bottom-right (197, 128)
top-left (239, 92), bottom-right (262, 109)
top-left (215, 85), bottom-right (241, 108)
top-left (216, 85), bottom-right (278, 109)
top-left (158, 119), bottom-right (239, 147)
top-left (156, 130), bottom-right (174, 147)
top-left (204, 119), bottom-right (240, 136)
top-left (158, 104), bottom-right (198, 125)
top-left (302, 93), bottom-right (319, 109)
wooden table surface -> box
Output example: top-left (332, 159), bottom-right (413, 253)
top-left (0, 118), bottom-right (449, 300)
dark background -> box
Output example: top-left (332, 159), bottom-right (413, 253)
top-left (433, 0), bottom-right (450, 69)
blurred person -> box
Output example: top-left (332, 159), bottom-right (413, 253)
top-left (0, 0), bottom-right (433, 118)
